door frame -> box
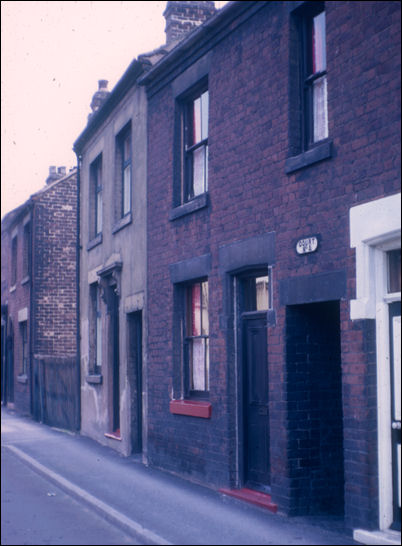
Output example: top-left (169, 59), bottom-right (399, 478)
top-left (374, 244), bottom-right (401, 530)
top-left (241, 311), bottom-right (270, 490)
top-left (234, 268), bottom-right (272, 490)
top-left (350, 193), bottom-right (401, 532)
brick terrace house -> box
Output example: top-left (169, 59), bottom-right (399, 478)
top-left (1, 167), bottom-right (79, 430)
top-left (73, 1), bottom-right (217, 459)
top-left (141, 1), bottom-right (401, 543)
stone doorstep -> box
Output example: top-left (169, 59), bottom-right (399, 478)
top-left (353, 528), bottom-right (401, 545)
top-left (219, 487), bottom-right (278, 513)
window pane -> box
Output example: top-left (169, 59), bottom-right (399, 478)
top-left (313, 11), bottom-right (326, 73)
top-left (123, 134), bottom-right (131, 161)
top-left (191, 338), bottom-right (206, 391)
top-left (192, 146), bottom-right (206, 197)
top-left (313, 75), bottom-right (328, 142)
top-left (191, 284), bottom-right (201, 336)
top-left (201, 91), bottom-right (209, 141)
top-left (388, 249), bottom-right (401, 293)
top-left (256, 276), bottom-right (269, 311)
top-left (243, 275), bottom-right (269, 312)
top-left (205, 337), bottom-right (209, 391)
top-left (123, 165), bottom-right (131, 215)
top-left (96, 190), bottom-right (102, 234)
top-left (193, 96), bottom-right (202, 144)
top-left (201, 281), bottom-right (209, 335)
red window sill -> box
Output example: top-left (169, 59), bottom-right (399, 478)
top-left (104, 430), bottom-right (121, 441)
top-left (169, 400), bottom-right (212, 419)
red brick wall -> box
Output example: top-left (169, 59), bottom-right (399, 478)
top-left (33, 174), bottom-right (78, 357)
top-left (146, 0), bottom-right (400, 528)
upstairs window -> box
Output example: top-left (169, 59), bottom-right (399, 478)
top-left (90, 154), bottom-right (103, 239)
top-left (11, 235), bottom-right (17, 286)
top-left (22, 221), bottom-right (31, 279)
top-left (176, 84), bottom-right (209, 205)
top-left (116, 123), bottom-right (132, 219)
top-left (301, 5), bottom-right (328, 147)
top-left (185, 280), bottom-right (209, 394)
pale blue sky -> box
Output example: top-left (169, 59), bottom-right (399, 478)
top-left (1, 1), bottom-right (228, 218)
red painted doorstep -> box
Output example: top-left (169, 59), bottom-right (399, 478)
top-left (169, 399), bottom-right (212, 418)
top-left (219, 488), bottom-right (278, 513)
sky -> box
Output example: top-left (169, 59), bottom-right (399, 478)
top-left (1, 1), bottom-right (228, 219)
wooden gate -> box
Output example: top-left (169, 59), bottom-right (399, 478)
top-left (33, 356), bottom-right (79, 431)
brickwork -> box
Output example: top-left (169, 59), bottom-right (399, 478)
top-left (1, 170), bottom-right (78, 417)
top-left (146, 0), bottom-right (400, 530)
top-left (33, 174), bottom-right (77, 357)
top-left (163, 1), bottom-right (216, 45)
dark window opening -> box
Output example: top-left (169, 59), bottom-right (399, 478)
top-left (11, 236), bottom-right (17, 286)
top-left (90, 154), bottom-right (103, 239)
top-left (20, 320), bottom-right (28, 375)
top-left (388, 249), bottom-right (401, 294)
top-left (23, 222), bottom-right (31, 279)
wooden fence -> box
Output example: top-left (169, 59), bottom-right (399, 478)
top-left (32, 356), bottom-right (80, 431)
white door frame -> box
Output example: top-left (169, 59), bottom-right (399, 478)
top-left (350, 193), bottom-right (401, 531)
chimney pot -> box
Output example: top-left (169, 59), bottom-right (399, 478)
top-left (58, 166), bottom-right (66, 176)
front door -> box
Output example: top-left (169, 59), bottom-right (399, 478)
top-left (389, 301), bottom-right (401, 530)
top-left (243, 314), bottom-right (270, 488)
top-left (111, 287), bottom-right (120, 434)
top-left (240, 273), bottom-right (270, 490)
top-left (128, 311), bottom-right (143, 454)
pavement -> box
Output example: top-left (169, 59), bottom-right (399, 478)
top-left (1, 407), bottom-right (358, 545)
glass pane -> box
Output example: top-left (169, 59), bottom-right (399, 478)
top-left (243, 275), bottom-right (269, 311)
top-left (205, 337), bottom-right (209, 391)
top-left (191, 338), bottom-right (205, 391)
top-left (313, 11), bottom-right (326, 73)
top-left (192, 146), bottom-right (205, 197)
top-left (388, 249), bottom-right (401, 293)
top-left (123, 165), bottom-right (131, 215)
top-left (123, 134), bottom-right (131, 161)
top-left (201, 90), bottom-right (209, 141)
top-left (313, 75), bottom-right (328, 142)
top-left (193, 96), bottom-right (202, 144)
top-left (256, 276), bottom-right (269, 311)
top-left (201, 281), bottom-right (209, 335)
top-left (191, 284), bottom-right (201, 336)
top-left (96, 190), bottom-right (102, 234)
top-left (205, 145), bottom-right (208, 192)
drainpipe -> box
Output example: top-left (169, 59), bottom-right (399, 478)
top-left (28, 200), bottom-right (35, 418)
top-left (74, 150), bottom-right (82, 431)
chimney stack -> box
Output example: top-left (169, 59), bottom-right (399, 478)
top-left (163, 1), bottom-right (216, 46)
top-left (88, 80), bottom-right (110, 121)
top-left (45, 165), bottom-right (67, 185)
